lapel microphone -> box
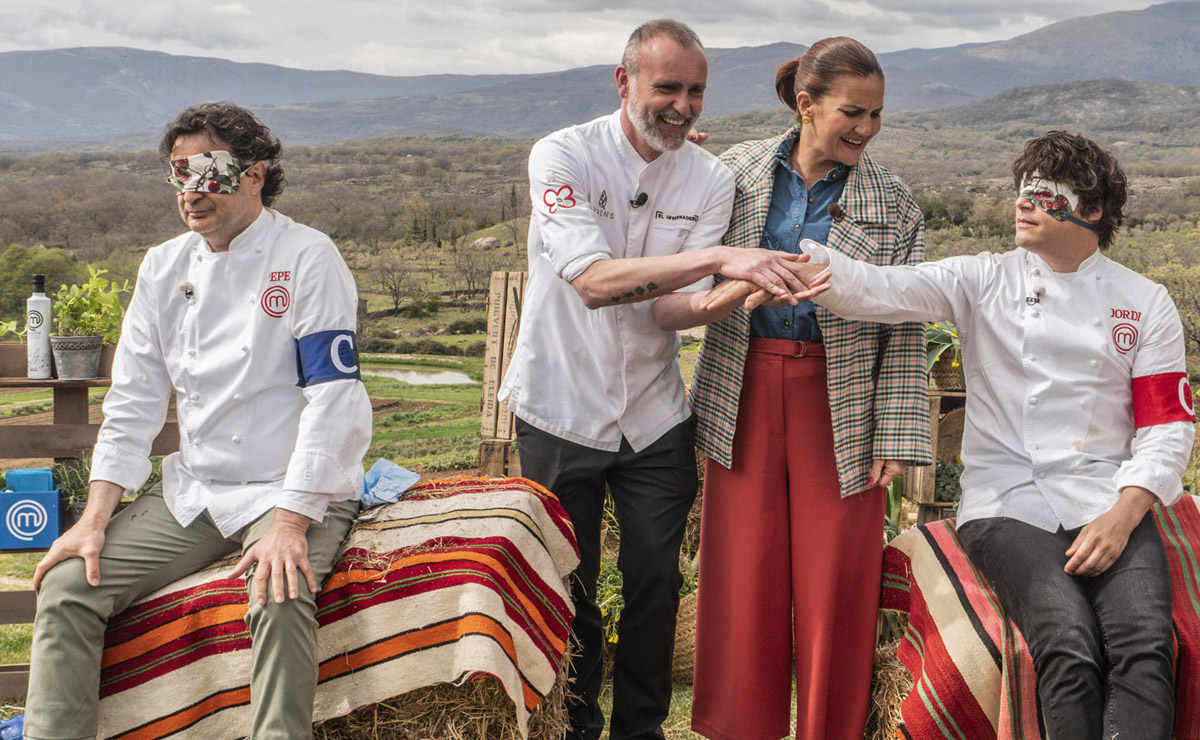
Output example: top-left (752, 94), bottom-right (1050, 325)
top-left (630, 192), bottom-right (648, 208)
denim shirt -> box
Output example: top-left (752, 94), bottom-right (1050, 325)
top-left (748, 132), bottom-right (847, 341)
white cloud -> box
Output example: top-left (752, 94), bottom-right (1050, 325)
top-left (0, 0), bottom-right (1169, 75)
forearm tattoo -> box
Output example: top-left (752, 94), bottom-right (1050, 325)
top-left (610, 280), bottom-right (660, 303)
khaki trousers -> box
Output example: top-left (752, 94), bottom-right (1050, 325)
top-left (24, 486), bottom-right (358, 740)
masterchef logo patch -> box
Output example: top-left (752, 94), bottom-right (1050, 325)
top-left (261, 285), bottom-right (291, 317)
top-left (543, 185), bottom-right (576, 214)
top-left (1111, 323), bottom-right (1138, 354)
top-left (1132, 372), bottom-right (1196, 427)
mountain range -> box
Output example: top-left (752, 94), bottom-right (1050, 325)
top-left (1, 1), bottom-right (1198, 151)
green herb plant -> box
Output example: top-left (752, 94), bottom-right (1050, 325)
top-left (53, 266), bottom-right (131, 343)
top-left (0, 319), bottom-right (20, 340)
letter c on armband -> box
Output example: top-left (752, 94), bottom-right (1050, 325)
top-left (296, 330), bottom-right (360, 387)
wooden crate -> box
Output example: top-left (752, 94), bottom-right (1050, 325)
top-left (479, 272), bottom-right (527, 476)
top-left (903, 390), bottom-right (967, 524)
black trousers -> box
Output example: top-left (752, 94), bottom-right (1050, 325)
top-left (516, 417), bottom-right (698, 740)
top-left (959, 515), bottom-right (1175, 740)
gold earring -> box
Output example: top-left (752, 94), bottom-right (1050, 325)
top-left (801, 113), bottom-right (813, 125)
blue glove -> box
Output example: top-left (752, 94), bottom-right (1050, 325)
top-left (0, 713), bottom-right (23, 740)
top-left (360, 459), bottom-right (420, 507)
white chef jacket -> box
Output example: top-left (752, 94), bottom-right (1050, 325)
top-left (90, 208), bottom-right (372, 535)
top-left (805, 243), bottom-right (1195, 531)
top-left (500, 110), bottom-right (735, 452)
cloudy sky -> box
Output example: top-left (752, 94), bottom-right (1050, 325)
top-left (0, 0), bottom-right (1176, 76)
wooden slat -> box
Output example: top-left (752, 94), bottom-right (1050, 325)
top-left (0, 377), bottom-right (112, 390)
top-left (0, 342), bottom-right (26, 377)
top-left (479, 272), bottom-right (510, 437)
top-left (0, 424), bottom-right (103, 459)
top-left (53, 386), bottom-right (90, 425)
top-left (0, 591), bottom-right (36, 625)
top-left (494, 272), bottom-right (526, 441)
top-left (0, 664), bottom-right (30, 699)
top-left (0, 423), bottom-right (179, 460)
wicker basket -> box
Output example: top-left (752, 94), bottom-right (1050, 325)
top-left (929, 355), bottom-right (964, 391)
top-left (672, 590), bottom-right (698, 683)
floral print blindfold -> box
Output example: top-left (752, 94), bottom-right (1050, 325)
top-left (1018, 173), bottom-right (1097, 232)
top-left (167, 150), bottom-right (247, 194)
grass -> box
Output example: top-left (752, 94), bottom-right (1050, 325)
top-left (598, 682), bottom-right (702, 740)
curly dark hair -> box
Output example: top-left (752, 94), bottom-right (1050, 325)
top-left (159, 102), bottom-right (285, 207)
top-left (1012, 131), bottom-right (1126, 249)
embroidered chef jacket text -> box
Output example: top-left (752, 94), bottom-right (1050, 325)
top-left (804, 243), bottom-right (1194, 531)
top-left (89, 208), bottom-right (372, 535)
top-left (500, 110), bottom-right (735, 452)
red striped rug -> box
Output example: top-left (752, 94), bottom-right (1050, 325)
top-left (94, 476), bottom-right (579, 740)
top-left (883, 496), bottom-right (1200, 740)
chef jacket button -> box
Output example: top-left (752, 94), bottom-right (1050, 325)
top-left (1089, 359), bottom-right (1098, 368)
top-left (1080, 398), bottom-right (1088, 406)
top-left (188, 349), bottom-right (196, 357)
top-left (1030, 397), bottom-right (1039, 405)
top-left (1032, 270), bottom-right (1041, 277)
top-left (189, 393), bottom-right (199, 401)
top-left (232, 435), bottom-right (242, 444)
top-left (240, 481), bottom-right (248, 485)
top-left (1038, 472), bottom-right (1046, 480)
top-left (233, 393), bottom-right (242, 402)
top-left (1031, 443), bottom-right (1041, 450)
top-left (1026, 355), bottom-right (1036, 362)
top-left (241, 345), bottom-right (249, 353)
top-left (1093, 318), bottom-right (1102, 326)
top-left (1032, 311), bottom-right (1041, 319)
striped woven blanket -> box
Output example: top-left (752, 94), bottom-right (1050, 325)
top-left (882, 496), bottom-right (1200, 740)
top-left (94, 476), bottom-right (579, 740)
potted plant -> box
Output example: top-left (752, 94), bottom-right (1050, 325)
top-left (926, 321), bottom-right (964, 390)
top-left (51, 266), bottom-right (131, 380)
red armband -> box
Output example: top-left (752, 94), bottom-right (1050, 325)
top-left (1132, 372), bottom-right (1196, 428)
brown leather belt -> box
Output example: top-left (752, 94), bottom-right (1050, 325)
top-left (746, 338), bottom-right (826, 358)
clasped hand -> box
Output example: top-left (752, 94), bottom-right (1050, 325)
top-left (703, 252), bottom-right (830, 312)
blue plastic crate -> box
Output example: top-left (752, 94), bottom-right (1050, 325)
top-left (0, 488), bottom-right (59, 549)
top-left (4, 468), bottom-right (53, 493)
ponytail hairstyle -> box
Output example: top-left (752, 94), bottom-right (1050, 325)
top-left (775, 37), bottom-right (883, 122)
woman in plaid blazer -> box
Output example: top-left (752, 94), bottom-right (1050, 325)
top-left (689, 38), bottom-right (932, 740)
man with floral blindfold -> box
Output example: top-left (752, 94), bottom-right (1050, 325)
top-left (24, 103), bottom-right (371, 740)
top-left (706, 130), bottom-right (1192, 738)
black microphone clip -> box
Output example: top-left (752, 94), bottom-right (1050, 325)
top-left (630, 192), bottom-right (648, 208)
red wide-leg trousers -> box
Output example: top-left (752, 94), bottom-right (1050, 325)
top-left (691, 339), bottom-right (884, 740)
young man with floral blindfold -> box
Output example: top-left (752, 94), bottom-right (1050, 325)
top-left (705, 130), bottom-right (1193, 738)
top-left (24, 103), bottom-right (371, 740)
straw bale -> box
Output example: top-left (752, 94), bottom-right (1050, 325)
top-left (313, 658), bottom-right (570, 740)
top-left (865, 639), bottom-right (912, 740)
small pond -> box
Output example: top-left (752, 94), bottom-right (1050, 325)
top-left (360, 364), bottom-right (476, 385)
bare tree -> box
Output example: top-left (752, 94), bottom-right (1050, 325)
top-left (370, 248), bottom-right (411, 311)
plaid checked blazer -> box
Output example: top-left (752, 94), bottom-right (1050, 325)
top-left (690, 128), bottom-right (933, 496)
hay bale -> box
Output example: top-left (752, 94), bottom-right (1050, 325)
top-left (865, 640), bottom-right (913, 740)
top-left (313, 659), bottom-right (570, 740)
top-left (672, 590), bottom-right (698, 684)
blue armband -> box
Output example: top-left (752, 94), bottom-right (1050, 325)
top-left (295, 330), bottom-right (360, 387)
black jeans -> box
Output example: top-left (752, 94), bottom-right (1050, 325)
top-left (958, 515), bottom-right (1175, 740)
top-left (516, 417), bottom-right (698, 740)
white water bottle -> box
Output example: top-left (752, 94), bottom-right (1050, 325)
top-left (26, 274), bottom-right (52, 379)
